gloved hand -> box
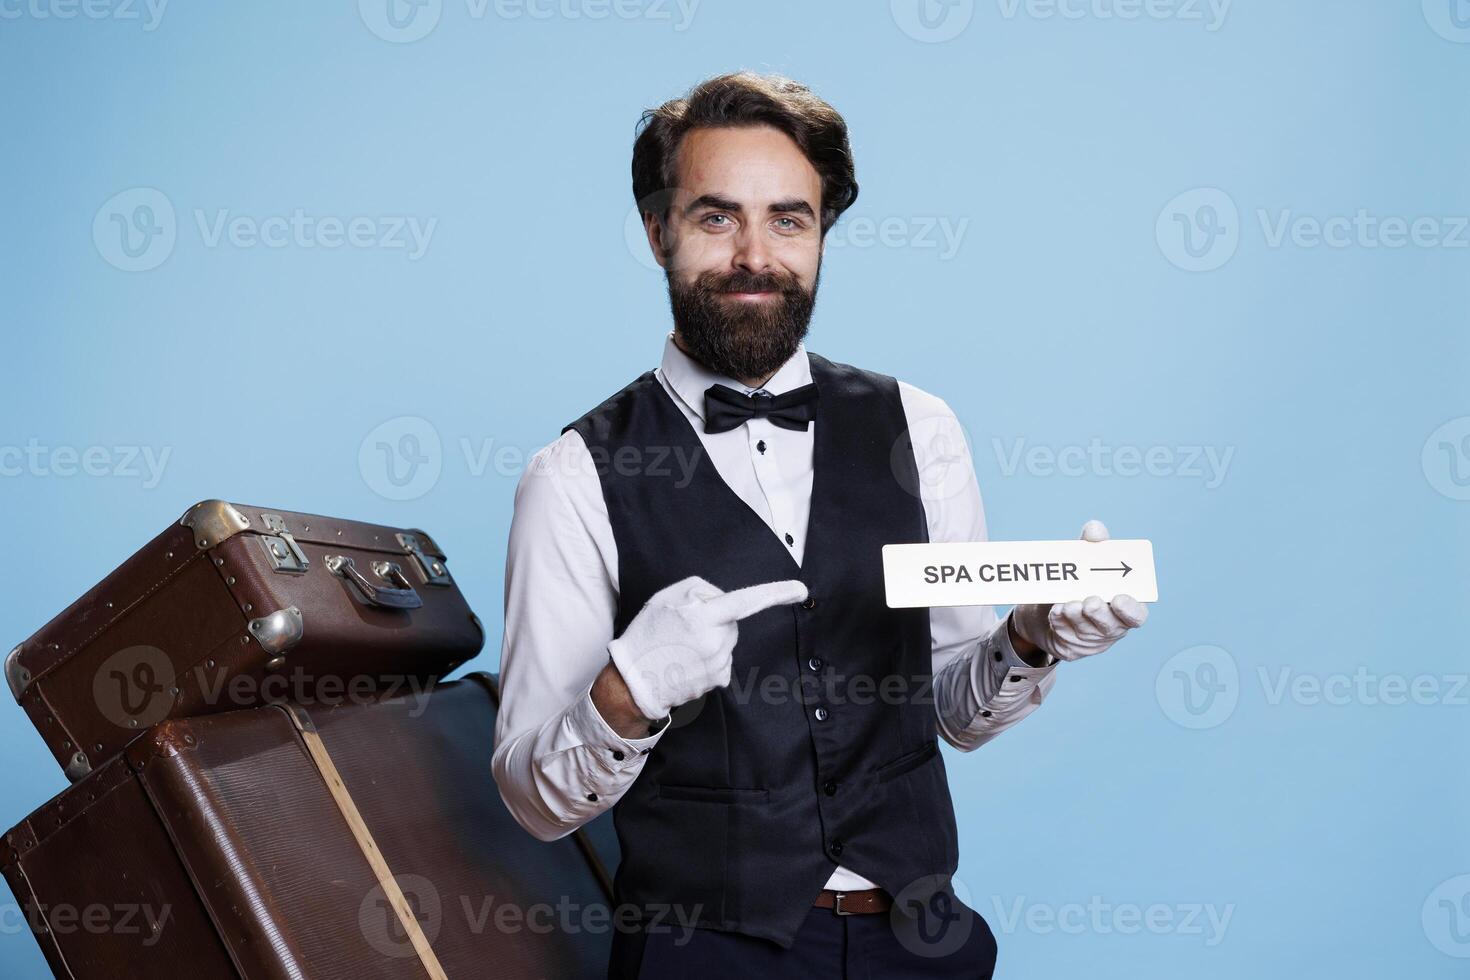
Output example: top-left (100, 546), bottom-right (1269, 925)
top-left (1009, 520), bottom-right (1149, 662)
top-left (608, 575), bottom-right (809, 722)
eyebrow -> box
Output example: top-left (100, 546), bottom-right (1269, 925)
top-left (685, 194), bottom-right (817, 220)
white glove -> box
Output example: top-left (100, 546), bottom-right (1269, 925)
top-left (608, 574), bottom-right (809, 722)
top-left (1009, 519), bottom-right (1149, 662)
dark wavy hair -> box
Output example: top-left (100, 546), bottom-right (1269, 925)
top-left (631, 71), bottom-right (859, 236)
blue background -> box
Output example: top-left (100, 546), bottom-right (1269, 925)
top-left (2, 1), bottom-right (1468, 975)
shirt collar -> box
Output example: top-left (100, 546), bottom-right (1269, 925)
top-left (658, 330), bottom-right (812, 422)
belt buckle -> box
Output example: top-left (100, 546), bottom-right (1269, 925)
top-left (833, 891), bottom-right (854, 916)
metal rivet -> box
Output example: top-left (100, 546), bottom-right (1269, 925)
top-left (198, 538), bottom-right (209, 548)
top-left (206, 660), bottom-right (215, 668)
top-left (128, 719), bottom-right (138, 728)
top-left (214, 557), bottom-right (224, 566)
top-left (244, 603), bottom-right (253, 612)
top-left (226, 577), bottom-right (236, 586)
top-left (240, 636), bottom-right (250, 644)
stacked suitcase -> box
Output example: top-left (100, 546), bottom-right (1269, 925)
top-left (1, 500), bottom-right (619, 979)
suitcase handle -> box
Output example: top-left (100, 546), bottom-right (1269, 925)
top-left (324, 554), bottom-right (424, 610)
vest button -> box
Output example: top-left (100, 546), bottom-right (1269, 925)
top-left (829, 839), bottom-right (844, 856)
top-left (813, 706), bottom-right (829, 722)
top-left (586, 793), bottom-right (598, 802)
top-left (801, 597), bottom-right (816, 610)
top-left (823, 779), bottom-right (838, 796)
top-left (807, 656), bottom-right (823, 672)
top-left (612, 750), bottom-right (625, 761)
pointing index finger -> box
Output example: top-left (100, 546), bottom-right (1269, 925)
top-left (699, 580), bottom-right (809, 624)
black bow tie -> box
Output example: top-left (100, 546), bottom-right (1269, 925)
top-left (703, 382), bottom-right (820, 434)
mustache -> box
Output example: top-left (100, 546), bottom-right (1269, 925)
top-left (698, 269), bottom-right (802, 295)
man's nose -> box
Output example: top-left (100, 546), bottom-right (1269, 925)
top-left (731, 227), bottom-right (773, 273)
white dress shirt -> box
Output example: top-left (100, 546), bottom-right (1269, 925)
top-left (491, 334), bottom-right (1058, 892)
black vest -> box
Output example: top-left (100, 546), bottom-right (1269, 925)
top-left (563, 352), bottom-right (960, 948)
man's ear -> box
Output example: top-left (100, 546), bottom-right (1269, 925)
top-left (643, 211), bottom-right (671, 270)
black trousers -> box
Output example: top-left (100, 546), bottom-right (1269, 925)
top-left (608, 892), bottom-right (998, 979)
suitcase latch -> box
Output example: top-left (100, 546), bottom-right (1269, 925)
top-left (397, 532), bottom-right (451, 586)
top-left (259, 513), bottom-right (310, 573)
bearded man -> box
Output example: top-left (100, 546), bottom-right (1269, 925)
top-left (491, 71), bottom-right (1148, 979)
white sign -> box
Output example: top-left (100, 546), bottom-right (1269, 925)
top-left (883, 540), bottom-right (1158, 608)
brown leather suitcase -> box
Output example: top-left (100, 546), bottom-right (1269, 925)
top-left (6, 500), bottom-right (485, 781)
top-left (1, 672), bottom-right (618, 979)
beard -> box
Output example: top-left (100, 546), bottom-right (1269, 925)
top-left (666, 263), bottom-right (819, 382)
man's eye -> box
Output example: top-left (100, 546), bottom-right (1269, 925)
top-left (703, 214), bottom-right (731, 227)
top-left (774, 217), bottom-right (802, 232)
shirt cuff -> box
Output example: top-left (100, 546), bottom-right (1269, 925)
top-left (566, 679), bottom-right (667, 772)
top-left (974, 613), bottom-right (1057, 704)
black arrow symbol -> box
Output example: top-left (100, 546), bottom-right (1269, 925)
top-left (1090, 562), bottom-right (1132, 577)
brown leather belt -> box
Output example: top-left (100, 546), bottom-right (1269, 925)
top-left (813, 887), bottom-right (892, 915)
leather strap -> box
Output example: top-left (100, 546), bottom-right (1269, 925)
top-left (813, 887), bottom-right (892, 915)
top-left (282, 704), bottom-right (449, 980)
